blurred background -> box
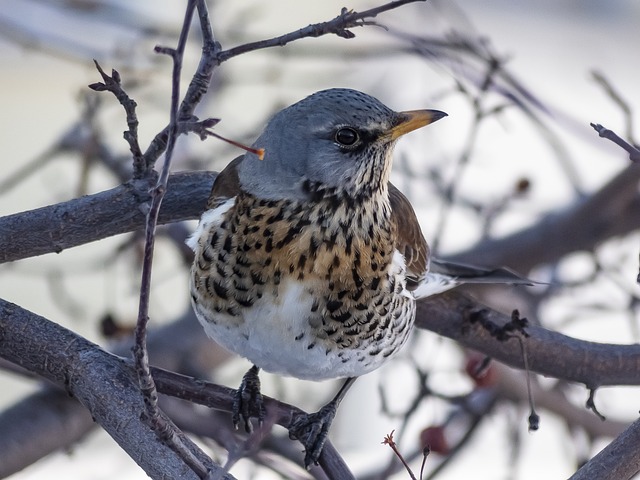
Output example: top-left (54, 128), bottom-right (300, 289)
top-left (1, 0), bottom-right (639, 478)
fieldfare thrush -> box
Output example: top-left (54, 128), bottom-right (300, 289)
top-left (188, 88), bottom-right (531, 468)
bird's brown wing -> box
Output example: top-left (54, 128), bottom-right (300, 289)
top-left (388, 183), bottom-right (430, 288)
top-left (206, 155), bottom-right (244, 209)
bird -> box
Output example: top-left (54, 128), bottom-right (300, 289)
top-left (187, 88), bottom-right (532, 468)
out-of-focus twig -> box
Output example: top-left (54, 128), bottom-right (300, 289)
top-left (569, 417), bottom-right (640, 480)
top-left (592, 71), bottom-right (636, 143)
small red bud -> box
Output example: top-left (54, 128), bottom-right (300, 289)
top-left (420, 426), bottom-right (449, 455)
top-left (465, 353), bottom-right (498, 388)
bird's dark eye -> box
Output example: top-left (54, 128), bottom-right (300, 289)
top-left (335, 127), bottom-right (359, 147)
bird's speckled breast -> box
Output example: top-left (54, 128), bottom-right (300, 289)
top-left (190, 191), bottom-right (415, 379)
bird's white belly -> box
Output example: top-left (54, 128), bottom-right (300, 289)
top-left (194, 278), bottom-right (373, 380)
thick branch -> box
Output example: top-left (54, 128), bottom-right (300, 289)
top-left (0, 309), bottom-right (231, 477)
top-left (0, 171), bottom-right (215, 264)
top-left (0, 299), bottom-right (230, 479)
top-left (416, 291), bottom-right (640, 388)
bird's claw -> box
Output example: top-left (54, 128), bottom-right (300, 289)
top-left (289, 402), bottom-right (337, 469)
top-left (232, 365), bottom-right (265, 433)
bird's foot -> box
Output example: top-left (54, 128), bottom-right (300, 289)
top-left (289, 402), bottom-right (337, 469)
top-left (232, 365), bottom-right (266, 433)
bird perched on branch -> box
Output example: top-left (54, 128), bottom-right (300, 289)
top-left (188, 88), bottom-right (531, 468)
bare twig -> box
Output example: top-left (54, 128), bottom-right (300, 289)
top-left (516, 333), bottom-right (539, 432)
top-left (139, 0), bottom-right (221, 169)
top-left (585, 388), bottom-right (606, 422)
top-left (430, 53), bottom-right (505, 253)
top-left (131, 1), bottom-right (212, 477)
top-left (419, 448), bottom-right (429, 480)
top-left (214, 1), bottom-right (425, 63)
top-left (89, 61), bottom-right (145, 177)
top-left (592, 71), bottom-right (636, 143)
top-left (382, 430), bottom-right (418, 480)
top-left (590, 123), bottom-right (640, 163)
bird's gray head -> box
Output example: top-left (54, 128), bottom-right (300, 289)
top-left (237, 88), bottom-right (446, 203)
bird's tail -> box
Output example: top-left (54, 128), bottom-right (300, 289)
top-left (412, 258), bottom-right (538, 300)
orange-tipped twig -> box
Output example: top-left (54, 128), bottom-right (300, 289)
top-left (383, 430), bottom-right (423, 480)
top-left (206, 130), bottom-right (265, 160)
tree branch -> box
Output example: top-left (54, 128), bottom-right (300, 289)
top-left (416, 291), bottom-right (640, 388)
top-left (214, 0), bottom-right (425, 63)
top-left (0, 308), bottom-right (232, 477)
top-left (0, 299), bottom-right (232, 479)
top-left (0, 171), bottom-right (215, 264)
top-left (590, 123), bottom-right (640, 163)
top-left (127, 2), bottom-right (210, 476)
top-left (150, 368), bottom-right (354, 480)
top-left (0, 387), bottom-right (93, 478)
top-left (138, 0), bottom-right (426, 173)
top-left (569, 417), bottom-right (640, 480)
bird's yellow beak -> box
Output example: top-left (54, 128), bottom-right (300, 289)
top-left (386, 109), bottom-right (448, 141)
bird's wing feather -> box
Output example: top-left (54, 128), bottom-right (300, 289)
top-left (411, 259), bottom-right (538, 300)
top-left (388, 183), bottom-right (430, 288)
top-left (207, 155), bottom-right (244, 209)
top-left (429, 258), bottom-right (537, 285)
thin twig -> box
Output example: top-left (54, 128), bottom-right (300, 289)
top-left (89, 61), bottom-right (144, 177)
top-left (419, 447), bottom-right (430, 480)
top-left (214, 0), bottom-right (425, 63)
top-left (430, 54), bottom-right (503, 253)
top-left (132, 0), bottom-right (210, 478)
top-left (586, 388), bottom-right (606, 421)
top-left (382, 430), bottom-right (418, 480)
top-left (590, 123), bottom-right (640, 163)
top-left (516, 334), bottom-right (539, 431)
top-left (592, 71), bottom-right (636, 143)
